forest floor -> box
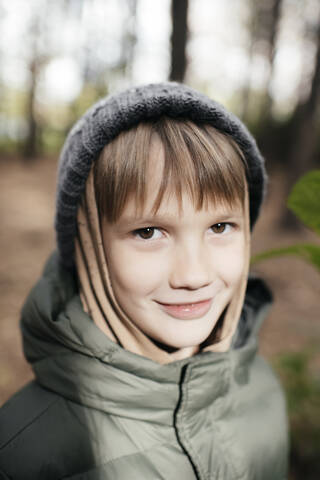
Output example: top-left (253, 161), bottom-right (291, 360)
top-left (0, 155), bottom-right (320, 406)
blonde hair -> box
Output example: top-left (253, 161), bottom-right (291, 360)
top-left (94, 117), bottom-right (248, 222)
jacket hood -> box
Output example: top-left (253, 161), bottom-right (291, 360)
top-left (55, 82), bottom-right (267, 268)
top-left (21, 252), bottom-right (272, 424)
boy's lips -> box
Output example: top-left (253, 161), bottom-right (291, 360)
top-left (156, 298), bottom-right (213, 320)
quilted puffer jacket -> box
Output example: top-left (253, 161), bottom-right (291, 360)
top-left (0, 253), bottom-right (288, 479)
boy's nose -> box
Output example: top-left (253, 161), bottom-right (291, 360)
top-left (169, 244), bottom-right (212, 290)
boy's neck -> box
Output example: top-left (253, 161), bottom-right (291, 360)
top-left (150, 337), bottom-right (199, 360)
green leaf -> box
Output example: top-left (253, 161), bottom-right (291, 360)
top-left (251, 243), bottom-right (320, 272)
top-left (287, 170), bottom-right (320, 235)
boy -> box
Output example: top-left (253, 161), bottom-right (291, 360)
top-left (0, 83), bottom-right (288, 479)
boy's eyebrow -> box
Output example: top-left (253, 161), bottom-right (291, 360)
top-left (117, 213), bottom-right (178, 226)
top-left (117, 209), bottom-right (244, 226)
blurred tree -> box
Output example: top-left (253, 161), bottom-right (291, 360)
top-left (23, 0), bottom-right (50, 159)
top-left (259, 0), bottom-right (283, 121)
top-left (121, 0), bottom-right (138, 79)
top-left (23, 14), bottom-right (41, 159)
top-left (24, 58), bottom-right (42, 160)
top-left (281, 16), bottom-right (320, 228)
top-left (66, 0), bottom-right (138, 134)
top-left (240, 0), bottom-right (283, 123)
top-left (169, 0), bottom-right (189, 82)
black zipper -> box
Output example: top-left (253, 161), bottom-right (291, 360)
top-left (173, 363), bottom-right (201, 480)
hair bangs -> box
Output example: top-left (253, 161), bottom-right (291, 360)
top-left (94, 118), bottom-right (248, 223)
top-left (151, 119), bottom-right (248, 214)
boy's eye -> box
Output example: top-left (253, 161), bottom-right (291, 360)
top-left (133, 227), bottom-right (162, 240)
top-left (210, 223), bottom-right (231, 234)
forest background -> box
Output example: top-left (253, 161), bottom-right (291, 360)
top-left (0, 1), bottom-right (319, 478)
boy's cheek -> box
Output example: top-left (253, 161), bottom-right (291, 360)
top-left (220, 244), bottom-right (245, 269)
top-left (106, 243), bottom-right (167, 293)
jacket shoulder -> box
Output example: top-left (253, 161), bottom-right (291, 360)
top-left (0, 381), bottom-right (60, 448)
top-left (0, 381), bottom-right (94, 479)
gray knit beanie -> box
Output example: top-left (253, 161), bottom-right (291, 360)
top-left (56, 82), bottom-right (267, 268)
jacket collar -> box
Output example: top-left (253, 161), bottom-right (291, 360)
top-left (21, 252), bottom-right (272, 426)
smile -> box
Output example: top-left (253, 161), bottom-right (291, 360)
top-left (156, 299), bottom-right (212, 320)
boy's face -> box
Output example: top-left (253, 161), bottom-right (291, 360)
top-left (101, 138), bottom-right (247, 359)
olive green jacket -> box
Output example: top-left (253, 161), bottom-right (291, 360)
top-left (0, 253), bottom-right (288, 479)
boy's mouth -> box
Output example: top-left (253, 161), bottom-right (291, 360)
top-left (156, 299), bottom-right (212, 320)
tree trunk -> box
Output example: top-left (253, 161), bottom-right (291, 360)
top-left (23, 9), bottom-right (43, 160)
top-left (169, 0), bottom-right (189, 82)
top-left (280, 22), bottom-right (320, 229)
top-left (23, 59), bottom-right (38, 159)
top-left (240, 0), bottom-right (283, 122)
top-left (239, 0), bottom-right (258, 122)
top-left (260, 0), bottom-right (283, 121)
